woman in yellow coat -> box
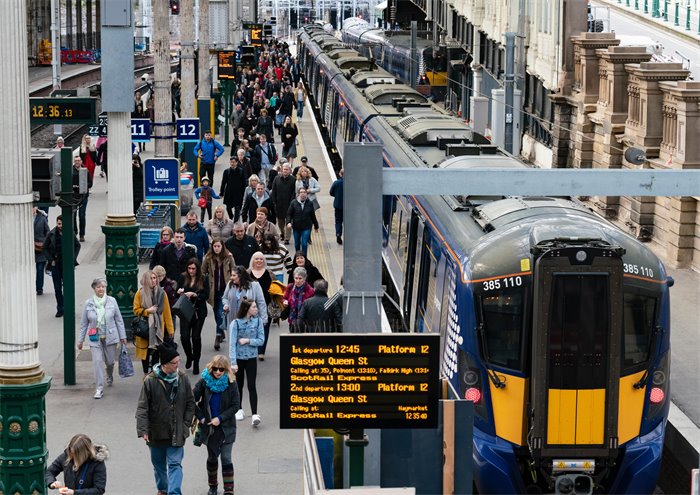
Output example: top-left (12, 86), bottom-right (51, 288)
top-left (133, 270), bottom-right (175, 374)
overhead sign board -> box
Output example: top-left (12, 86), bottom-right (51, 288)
top-left (242, 22), bottom-right (262, 30)
top-left (176, 118), bottom-right (201, 143)
top-left (280, 333), bottom-right (440, 429)
top-left (144, 158), bottom-right (179, 201)
top-left (251, 26), bottom-right (263, 46)
top-left (131, 118), bottom-right (151, 142)
top-left (29, 97), bottom-right (97, 124)
top-left (217, 50), bottom-right (237, 80)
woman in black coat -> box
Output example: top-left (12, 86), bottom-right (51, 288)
top-left (286, 251), bottom-right (323, 286)
top-left (219, 152), bottom-right (250, 222)
top-left (132, 154), bottom-right (144, 214)
top-left (177, 258), bottom-right (210, 375)
top-left (255, 108), bottom-right (274, 142)
top-left (193, 354), bottom-right (240, 495)
top-left (46, 433), bottom-right (108, 495)
top-left (280, 116), bottom-right (298, 167)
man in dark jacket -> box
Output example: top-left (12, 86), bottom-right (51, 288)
top-left (242, 182), bottom-right (275, 223)
top-left (136, 344), bottom-right (195, 495)
top-left (329, 168), bottom-right (344, 245)
top-left (292, 156), bottom-right (319, 181)
top-left (183, 211), bottom-right (210, 260)
top-left (162, 229), bottom-right (197, 281)
top-left (42, 215), bottom-right (81, 317)
top-left (251, 132), bottom-right (277, 184)
top-left (224, 222), bottom-right (260, 268)
top-left (286, 188), bottom-right (315, 256)
top-left (298, 280), bottom-right (343, 332)
top-left (270, 163), bottom-right (295, 243)
top-left (219, 153), bottom-right (249, 222)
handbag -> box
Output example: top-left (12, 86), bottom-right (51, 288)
top-left (172, 294), bottom-right (195, 322)
top-left (131, 316), bottom-right (150, 340)
top-left (118, 344), bottom-right (134, 378)
top-left (34, 241), bottom-right (44, 252)
top-left (198, 196), bottom-right (208, 208)
top-left (268, 299), bottom-right (282, 320)
top-left (88, 327), bottom-right (99, 342)
top-left (311, 198), bottom-right (321, 211)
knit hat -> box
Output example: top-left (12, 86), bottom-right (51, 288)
top-left (158, 343), bottom-right (179, 365)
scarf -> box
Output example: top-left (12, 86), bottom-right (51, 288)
top-left (254, 219), bottom-right (268, 244)
top-left (153, 363), bottom-right (179, 404)
top-left (92, 294), bottom-right (107, 329)
top-left (290, 284), bottom-right (305, 323)
top-left (214, 218), bottom-right (226, 230)
top-left (140, 286), bottom-right (165, 348)
top-left (302, 178), bottom-right (310, 190)
top-left (201, 368), bottom-right (230, 393)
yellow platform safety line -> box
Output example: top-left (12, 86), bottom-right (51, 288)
top-left (292, 113), bottom-right (336, 295)
top-left (489, 374), bottom-right (528, 446)
top-left (618, 371), bottom-right (646, 444)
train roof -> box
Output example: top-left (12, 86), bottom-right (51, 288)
top-left (327, 48), bottom-right (360, 60)
top-left (364, 84), bottom-right (427, 105)
top-left (350, 69), bottom-right (396, 87)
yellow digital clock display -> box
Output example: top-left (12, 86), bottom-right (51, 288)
top-left (29, 97), bottom-right (97, 124)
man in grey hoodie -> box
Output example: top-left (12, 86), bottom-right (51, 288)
top-left (33, 207), bottom-right (50, 295)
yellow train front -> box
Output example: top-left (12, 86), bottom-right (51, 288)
top-left (449, 207), bottom-right (672, 494)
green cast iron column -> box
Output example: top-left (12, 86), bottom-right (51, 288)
top-left (102, 221), bottom-right (139, 323)
top-left (0, 377), bottom-right (52, 495)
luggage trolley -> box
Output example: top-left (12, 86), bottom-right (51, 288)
top-left (136, 203), bottom-right (177, 262)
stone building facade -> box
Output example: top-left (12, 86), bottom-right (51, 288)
top-left (566, 32), bottom-right (699, 271)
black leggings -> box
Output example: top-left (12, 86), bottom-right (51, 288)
top-left (235, 358), bottom-right (258, 414)
top-left (181, 315), bottom-right (205, 364)
top-left (141, 347), bottom-right (160, 374)
top-left (258, 320), bottom-right (271, 356)
top-left (200, 203), bottom-right (213, 222)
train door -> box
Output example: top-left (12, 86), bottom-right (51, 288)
top-left (529, 243), bottom-right (623, 462)
top-left (414, 232), bottom-right (444, 334)
top-left (402, 209), bottom-right (423, 328)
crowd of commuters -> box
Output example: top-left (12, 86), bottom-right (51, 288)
top-left (42, 38), bottom-right (346, 495)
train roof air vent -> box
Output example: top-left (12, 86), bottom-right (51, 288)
top-left (350, 70), bottom-right (395, 87)
top-left (364, 84), bottom-right (427, 105)
top-left (395, 114), bottom-right (472, 145)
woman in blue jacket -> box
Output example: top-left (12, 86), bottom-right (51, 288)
top-left (229, 298), bottom-right (264, 427)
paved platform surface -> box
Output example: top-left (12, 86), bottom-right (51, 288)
top-left (36, 103), bottom-right (342, 494)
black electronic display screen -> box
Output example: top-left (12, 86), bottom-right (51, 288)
top-left (280, 333), bottom-right (440, 429)
top-left (217, 51), bottom-right (237, 80)
top-left (29, 97), bottom-right (97, 124)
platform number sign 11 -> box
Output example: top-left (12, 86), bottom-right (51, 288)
top-left (131, 119), bottom-right (151, 142)
top-left (176, 118), bottom-right (200, 143)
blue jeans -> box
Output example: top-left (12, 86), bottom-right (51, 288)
top-left (149, 445), bottom-right (184, 495)
top-left (214, 290), bottom-right (225, 335)
top-left (36, 261), bottom-right (47, 293)
top-left (296, 101), bottom-right (304, 119)
top-left (293, 228), bottom-right (311, 256)
top-left (51, 264), bottom-right (63, 312)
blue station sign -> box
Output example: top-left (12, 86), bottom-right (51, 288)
top-left (144, 158), bottom-right (179, 201)
top-left (176, 118), bottom-right (201, 142)
top-left (131, 118), bottom-right (151, 142)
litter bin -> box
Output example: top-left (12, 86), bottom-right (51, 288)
top-left (180, 172), bottom-right (193, 215)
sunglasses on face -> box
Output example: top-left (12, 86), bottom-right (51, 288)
top-left (211, 367), bottom-right (226, 373)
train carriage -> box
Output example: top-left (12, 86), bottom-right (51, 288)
top-left (298, 27), bottom-right (671, 495)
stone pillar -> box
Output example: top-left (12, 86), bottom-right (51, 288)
top-left (102, 113), bottom-right (139, 319)
top-left (589, 46), bottom-right (652, 216)
top-left (0, 0), bottom-right (51, 492)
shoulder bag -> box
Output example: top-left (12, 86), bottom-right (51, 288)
top-left (172, 294), bottom-right (195, 322)
top-left (131, 316), bottom-right (150, 340)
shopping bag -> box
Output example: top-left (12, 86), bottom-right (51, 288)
top-left (172, 294), bottom-right (195, 322)
top-left (118, 345), bottom-right (134, 378)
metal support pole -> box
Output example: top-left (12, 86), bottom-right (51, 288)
top-left (504, 32), bottom-right (515, 155)
top-left (60, 148), bottom-right (76, 386)
top-left (346, 429), bottom-right (369, 487)
top-left (410, 21), bottom-right (417, 89)
top-left (223, 80), bottom-right (232, 145)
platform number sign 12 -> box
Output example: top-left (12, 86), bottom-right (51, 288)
top-left (131, 119), bottom-right (151, 142)
top-left (176, 118), bottom-right (200, 143)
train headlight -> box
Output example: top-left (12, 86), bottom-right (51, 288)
top-left (575, 250), bottom-right (587, 263)
top-left (464, 387), bottom-right (481, 403)
top-left (652, 370), bottom-right (666, 386)
top-left (464, 370), bottom-right (478, 386)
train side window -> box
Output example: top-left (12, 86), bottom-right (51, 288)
top-left (479, 291), bottom-right (525, 370)
top-left (622, 292), bottom-right (657, 368)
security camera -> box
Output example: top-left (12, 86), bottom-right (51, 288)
top-left (141, 74), bottom-right (151, 82)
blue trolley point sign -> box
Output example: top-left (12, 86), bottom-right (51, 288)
top-left (144, 158), bottom-right (179, 201)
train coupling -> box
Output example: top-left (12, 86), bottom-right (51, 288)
top-left (552, 460), bottom-right (594, 494)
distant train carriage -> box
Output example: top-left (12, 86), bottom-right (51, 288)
top-left (298, 26), bottom-right (672, 495)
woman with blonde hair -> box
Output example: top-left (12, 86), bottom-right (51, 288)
top-left (206, 205), bottom-right (234, 241)
top-left (79, 134), bottom-right (98, 179)
top-left (202, 240), bottom-right (235, 350)
top-left (193, 355), bottom-right (240, 495)
top-left (46, 433), bottom-right (108, 494)
top-left (149, 226), bottom-right (174, 270)
top-left (133, 270), bottom-right (175, 374)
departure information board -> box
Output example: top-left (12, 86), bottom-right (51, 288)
top-left (280, 334), bottom-right (440, 429)
top-left (217, 50), bottom-right (237, 80)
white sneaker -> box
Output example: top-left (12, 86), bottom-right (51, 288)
top-left (93, 389), bottom-right (103, 399)
top-left (235, 409), bottom-right (245, 421)
top-left (252, 414), bottom-right (261, 427)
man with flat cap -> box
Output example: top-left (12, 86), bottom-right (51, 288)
top-left (136, 343), bottom-right (195, 495)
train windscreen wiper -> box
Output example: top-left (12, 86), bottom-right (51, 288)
top-left (478, 323), bottom-right (506, 389)
top-left (634, 325), bottom-right (661, 389)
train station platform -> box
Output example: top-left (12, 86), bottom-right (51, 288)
top-left (36, 99), bottom-right (344, 494)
